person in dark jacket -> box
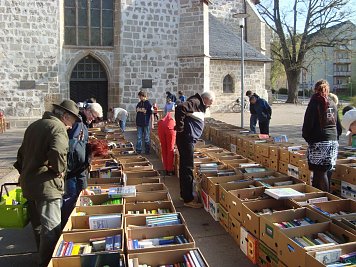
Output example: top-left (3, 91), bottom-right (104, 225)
top-left (166, 91), bottom-right (177, 103)
top-left (61, 102), bottom-right (103, 228)
top-left (246, 90), bottom-right (259, 133)
top-left (136, 90), bottom-right (153, 154)
top-left (249, 95), bottom-right (272, 135)
top-left (14, 100), bottom-right (80, 267)
top-left (175, 91), bottom-right (215, 208)
top-left (302, 79), bottom-right (339, 192)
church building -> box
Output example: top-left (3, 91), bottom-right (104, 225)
top-left (0, 0), bottom-right (271, 126)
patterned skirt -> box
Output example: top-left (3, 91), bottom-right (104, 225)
top-left (307, 140), bottom-right (338, 171)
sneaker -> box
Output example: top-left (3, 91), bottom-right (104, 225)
top-left (184, 200), bottom-right (203, 209)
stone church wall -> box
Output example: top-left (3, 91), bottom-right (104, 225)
top-left (0, 0), bottom-right (61, 127)
top-left (209, 59), bottom-right (267, 112)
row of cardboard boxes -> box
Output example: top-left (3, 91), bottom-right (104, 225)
top-left (190, 142), bottom-right (356, 266)
top-left (49, 126), bottom-right (210, 267)
top-left (150, 118), bottom-right (356, 266)
top-left (202, 118), bottom-right (356, 199)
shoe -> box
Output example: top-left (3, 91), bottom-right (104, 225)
top-left (184, 200), bottom-right (203, 209)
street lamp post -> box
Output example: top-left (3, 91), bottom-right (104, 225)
top-left (233, 12), bottom-right (249, 129)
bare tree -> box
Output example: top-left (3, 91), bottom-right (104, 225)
top-left (256, 0), bottom-right (354, 103)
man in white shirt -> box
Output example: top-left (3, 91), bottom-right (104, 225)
top-left (111, 107), bottom-right (128, 132)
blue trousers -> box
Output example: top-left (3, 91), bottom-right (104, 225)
top-left (136, 125), bottom-right (150, 153)
top-left (250, 113), bottom-right (258, 133)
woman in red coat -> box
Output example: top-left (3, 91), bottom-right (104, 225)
top-left (158, 109), bottom-right (176, 176)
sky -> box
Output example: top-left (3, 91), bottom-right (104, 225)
top-left (277, 0), bottom-right (356, 32)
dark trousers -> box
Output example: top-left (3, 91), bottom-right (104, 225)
top-left (259, 120), bottom-right (270, 135)
top-left (28, 199), bottom-right (61, 267)
top-left (176, 134), bottom-right (195, 203)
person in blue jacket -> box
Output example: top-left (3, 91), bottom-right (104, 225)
top-left (249, 95), bottom-right (272, 135)
top-left (136, 90), bottom-right (153, 154)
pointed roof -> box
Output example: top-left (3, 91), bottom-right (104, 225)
top-left (209, 14), bottom-right (271, 62)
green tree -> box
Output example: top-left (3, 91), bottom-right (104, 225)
top-left (256, 0), bottom-right (354, 103)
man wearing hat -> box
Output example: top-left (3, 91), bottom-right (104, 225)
top-left (14, 100), bottom-right (80, 267)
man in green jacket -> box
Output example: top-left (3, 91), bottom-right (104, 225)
top-left (14, 100), bottom-right (80, 267)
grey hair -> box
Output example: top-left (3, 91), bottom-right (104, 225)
top-left (52, 107), bottom-right (66, 118)
top-left (201, 91), bottom-right (216, 101)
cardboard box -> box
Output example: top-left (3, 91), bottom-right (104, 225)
top-left (49, 253), bottom-right (125, 267)
top-left (258, 241), bottom-right (279, 267)
top-left (330, 178), bottom-right (342, 196)
top-left (289, 150), bottom-right (307, 166)
top-left (308, 199), bottom-right (356, 220)
top-left (278, 222), bottom-right (356, 267)
top-left (125, 201), bottom-right (176, 215)
top-left (259, 208), bottom-right (330, 252)
top-left (267, 158), bottom-right (279, 171)
top-left (123, 162), bottom-right (153, 171)
top-left (219, 204), bottom-right (229, 232)
top-left (87, 177), bottom-right (124, 185)
top-left (227, 186), bottom-right (269, 222)
top-left (126, 224), bottom-right (195, 253)
top-left (52, 229), bottom-right (124, 262)
top-left (278, 161), bottom-right (289, 174)
top-left (229, 214), bottom-right (241, 246)
top-left (256, 176), bottom-right (304, 187)
top-left (126, 177), bottom-right (161, 185)
top-left (63, 205), bottom-right (124, 232)
top-left (306, 242), bottom-right (356, 267)
top-left (269, 146), bottom-right (280, 161)
top-left (243, 170), bottom-right (286, 180)
top-left (76, 194), bottom-right (124, 207)
top-left (242, 199), bottom-right (299, 238)
top-left (333, 159), bottom-right (356, 184)
top-left (124, 170), bottom-right (160, 178)
top-left (299, 169), bottom-right (313, 185)
top-left (209, 196), bottom-right (219, 221)
top-left (127, 248), bottom-right (209, 267)
top-left (125, 191), bottom-right (171, 203)
top-left (135, 183), bottom-right (168, 193)
top-left (206, 174), bottom-right (244, 203)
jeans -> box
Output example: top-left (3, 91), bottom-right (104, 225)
top-left (176, 133), bottom-right (195, 203)
top-left (136, 125), bottom-right (150, 153)
top-left (28, 198), bottom-right (61, 267)
top-left (61, 174), bottom-right (85, 228)
top-left (119, 117), bottom-right (127, 132)
top-left (250, 113), bottom-right (258, 133)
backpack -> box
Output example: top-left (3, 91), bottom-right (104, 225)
top-left (67, 122), bottom-right (90, 178)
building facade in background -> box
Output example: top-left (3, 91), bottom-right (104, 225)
top-left (0, 0), bottom-right (271, 126)
top-left (302, 21), bottom-right (356, 95)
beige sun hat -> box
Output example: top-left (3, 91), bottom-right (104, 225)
top-left (341, 109), bottom-right (356, 135)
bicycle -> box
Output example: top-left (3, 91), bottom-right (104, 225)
top-left (230, 97), bottom-right (250, 113)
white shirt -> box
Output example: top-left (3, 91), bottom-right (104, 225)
top-left (113, 107), bottom-right (128, 121)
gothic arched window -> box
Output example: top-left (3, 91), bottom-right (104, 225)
top-left (223, 74), bottom-right (234, 93)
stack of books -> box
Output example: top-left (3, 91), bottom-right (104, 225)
top-left (264, 188), bottom-right (305, 200)
top-left (273, 217), bottom-right (315, 228)
top-left (108, 186), bottom-right (137, 198)
top-left (145, 214), bottom-right (181, 227)
top-left (127, 208), bottom-right (171, 215)
top-left (55, 234), bottom-right (121, 257)
top-left (199, 163), bottom-right (218, 173)
top-left (292, 231), bottom-right (345, 250)
top-left (129, 235), bottom-right (188, 249)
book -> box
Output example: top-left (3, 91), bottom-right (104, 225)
top-left (264, 188), bottom-right (305, 199)
top-left (315, 248), bottom-right (342, 265)
top-left (89, 214), bottom-right (122, 229)
top-left (108, 186), bottom-right (136, 198)
top-left (193, 249), bottom-right (207, 267)
top-left (71, 244), bottom-right (81, 255)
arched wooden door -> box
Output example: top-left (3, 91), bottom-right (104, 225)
top-left (70, 55), bottom-right (108, 119)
